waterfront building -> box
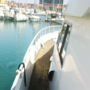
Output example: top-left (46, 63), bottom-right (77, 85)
top-left (39, 0), bottom-right (63, 4)
top-left (0, 0), bottom-right (8, 4)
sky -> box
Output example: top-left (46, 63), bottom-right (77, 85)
top-left (64, 0), bottom-right (69, 4)
top-left (9, 0), bottom-right (69, 4)
top-left (10, 0), bottom-right (38, 3)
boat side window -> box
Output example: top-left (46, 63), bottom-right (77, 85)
top-left (57, 24), bottom-right (71, 67)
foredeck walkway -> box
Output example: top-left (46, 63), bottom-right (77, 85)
top-left (28, 40), bottom-right (55, 90)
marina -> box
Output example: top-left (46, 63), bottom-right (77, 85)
top-left (0, 3), bottom-right (64, 23)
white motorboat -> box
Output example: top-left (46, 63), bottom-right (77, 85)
top-left (4, 9), bottom-right (15, 21)
top-left (45, 11), bottom-right (64, 23)
top-left (14, 13), bottom-right (28, 22)
top-left (45, 0), bottom-right (64, 23)
top-left (36, 10), bottom-right (46, 16)
top-left (13, 7), bottom-right (28, 22)
top-left (29, 15), bottom-right (41, 22)
top-left (0, 5), bottom-right (10, 20)
top-left (0, 9), bottom-right (4, 20)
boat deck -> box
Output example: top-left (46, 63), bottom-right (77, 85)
top-left (28, 40), bottom-right (55, 90)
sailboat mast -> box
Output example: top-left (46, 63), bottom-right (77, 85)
top-left (61, 0), bottom-right (64, 17)
top-left (34, 0), bottom-right (35, 10)
top-left (62, 0), bottom-right (63, 9)
top-left (42, 0), bottom-right (44, 9)
top-left (34, 0), bottom-right (36, 13)
top-left (53, 0), bottom-right (54, 10)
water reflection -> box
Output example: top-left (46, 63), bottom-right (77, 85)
top-left (30, 21), bottom-right (40, 31)
top-left (14, 22), bottom-right (27, 32)
top-left (4, 20), bottom-right (15, 29)
top-left (0, 21), bottom-right (4, 31)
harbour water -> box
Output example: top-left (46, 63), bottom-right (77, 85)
top-left (0, 20), bottom-right (59, 90)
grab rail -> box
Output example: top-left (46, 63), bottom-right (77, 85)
top-left (31, 25), bottom-right (62, 45)
top-left (24, 25), bottom-right (63, 62)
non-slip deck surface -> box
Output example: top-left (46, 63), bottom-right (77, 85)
top-left (28, 40), bottom-right (54, 90)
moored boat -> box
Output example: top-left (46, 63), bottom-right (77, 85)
top-left (29, 15), bottom-right (41, 22)
top-left (14, 12), bottom-right (28, 22)
top-left (4, 9), bottom-right (15, 21)
top-left (0, 9), bottom-right (4, 20)
top-left (11, 21), bottom-right (72, 90)
top-left (45, 11), bottom-right (64, 23)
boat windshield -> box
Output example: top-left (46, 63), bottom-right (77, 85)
top-left (57, 23), bottom-right (72, 66)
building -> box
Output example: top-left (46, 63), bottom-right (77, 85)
top-left (0, 0), bottom-right (8, 4)
top-left (39, 0), bottom-right (64, 11)
top-left (39, 0), bottom-right (63, 4)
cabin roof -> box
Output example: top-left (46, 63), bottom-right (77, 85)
top-left (62, 16), bottom-right (90, 90)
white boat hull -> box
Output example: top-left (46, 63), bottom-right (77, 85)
top-left (29, 15), bottom-right (41, 22)
top-left (11, 25), bottom-right (62, 90)
top-left (14, 13), bottom-right (28, 22)
top-left (0, 10), bottom-right (4, 20)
